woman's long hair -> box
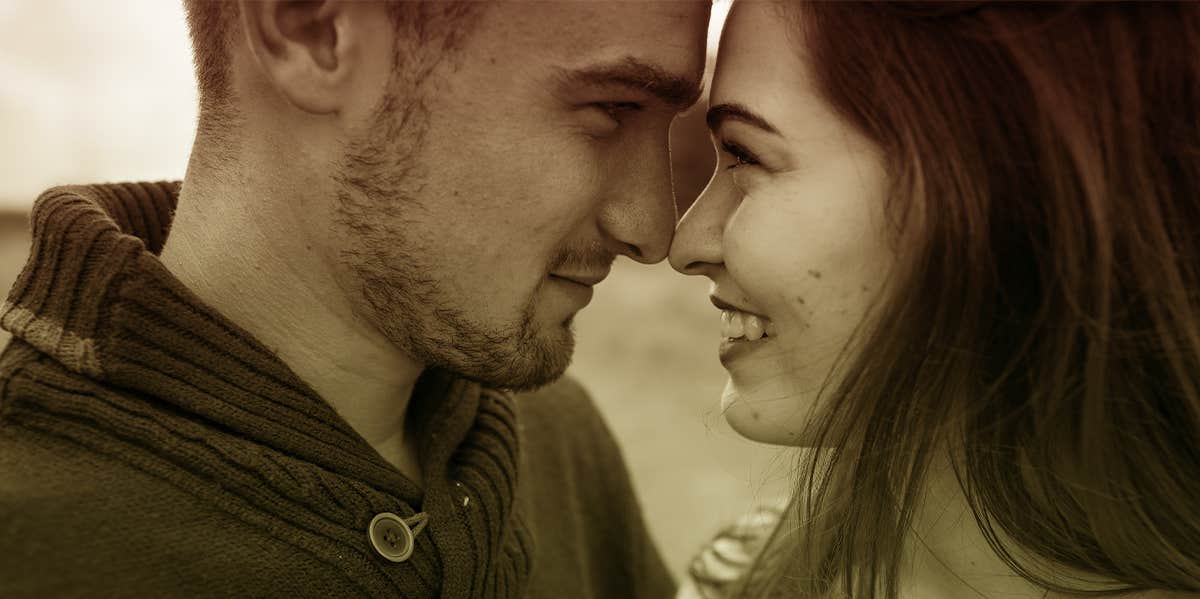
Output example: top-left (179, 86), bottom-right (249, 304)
top-left (738, 2), bottom-right (1200, 597)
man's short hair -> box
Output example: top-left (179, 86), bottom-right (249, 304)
top-left (182, 1), bottom-right (484, 137)
top-left (183, 0), bottom-right (238, 126)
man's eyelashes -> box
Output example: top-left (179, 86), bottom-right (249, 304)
top-left (594, 101), bottom-right (644, 121)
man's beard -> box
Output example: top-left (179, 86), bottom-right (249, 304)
top-left (352, 252), bottom-right (569, 391)
top-left (329, 92), bottom-right (606, 391)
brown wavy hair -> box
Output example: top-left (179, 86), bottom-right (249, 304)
top-left (737, 2), bottom-right (1200, 597)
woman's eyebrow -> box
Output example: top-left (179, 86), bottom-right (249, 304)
top-left (554, 57), bottom-right (705, 111)
top-left (707, 103), bottom-right (781, 135)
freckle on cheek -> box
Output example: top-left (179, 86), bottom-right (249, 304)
top-left (795, 296), bottom-right (806, 305)
top-left (807, 269), bottom-right (823, 279)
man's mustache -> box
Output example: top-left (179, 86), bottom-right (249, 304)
top-left (549, 242), bottom-right (616, 273)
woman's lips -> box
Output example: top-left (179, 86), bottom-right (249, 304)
top-left (710, 295), bottom-right (777, 365)
top-left (718, 308), bottom-right (777, 365)
top-left (720, 309), bottom-right (777, 341)
top-left (719, 333), bottom-right (775, 365)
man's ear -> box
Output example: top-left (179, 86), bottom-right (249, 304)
top-left (240, 0), bottom-right (364, 114)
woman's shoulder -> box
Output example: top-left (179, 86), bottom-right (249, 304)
top-left (680, 498), bottom-right (792, 599)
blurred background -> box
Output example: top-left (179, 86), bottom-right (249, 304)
top-left (0, 0), bottom-right (791, 578)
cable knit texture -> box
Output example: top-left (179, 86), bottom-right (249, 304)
top-left (0, 182), bottom-right (675, 599)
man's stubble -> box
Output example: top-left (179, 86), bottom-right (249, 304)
top-left (331, 90), bottom-right (579, 391)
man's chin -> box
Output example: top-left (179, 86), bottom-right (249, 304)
top-left (449, 324), bottom-right (575, 391)
top-left (497, 327), bottom-right (575, 391)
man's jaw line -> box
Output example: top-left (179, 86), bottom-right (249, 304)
top-left (162, 183), bottom-right (426, 450)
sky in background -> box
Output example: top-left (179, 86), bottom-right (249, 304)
top-left (0, 0), bottom-right (197, 208)
top-left (0, 0), bottom-right (729, 210)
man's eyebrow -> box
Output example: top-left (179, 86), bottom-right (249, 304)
top-left (555, 57), bottom-right (704, 111)
top-left (706, 103), bottom-right (781, 135)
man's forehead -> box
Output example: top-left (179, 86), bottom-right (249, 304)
top-left (513, 0), bottom-right (707, 34)
top-left (489, 2), bottom-right (709, 79)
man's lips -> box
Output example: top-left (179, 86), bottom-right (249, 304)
top-left (550, 269), bottom-right (610, 287)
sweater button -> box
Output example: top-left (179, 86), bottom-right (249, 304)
top-left (368, 513), bottom-right (415, 563)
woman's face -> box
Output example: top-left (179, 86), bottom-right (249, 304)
top-left (669, 1), bottom-right (893, 446)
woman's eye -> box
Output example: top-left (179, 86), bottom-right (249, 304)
top-left (720, 140), bottom-right (760, 170)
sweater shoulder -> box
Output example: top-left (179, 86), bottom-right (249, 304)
top-left (512, 376), bottom-right (624, 466)
top-left (511, 376), bottom-right (677, 599)
top-left (0, 337), bottom-right (42, 397)
top-left (0, 395), bottom-right (350, 598)
top-left (514, 376), bottom-right (608, 433)
top-left (0, 351), bottom-right (195, 536)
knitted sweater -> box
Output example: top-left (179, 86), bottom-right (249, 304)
top-left (0, 182), bottom-right (675, 599)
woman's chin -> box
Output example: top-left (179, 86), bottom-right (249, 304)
top-left (721, 378), bottom-right (813, 447)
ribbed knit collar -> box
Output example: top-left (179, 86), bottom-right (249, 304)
top-left (0, 182), bottom-right (531, 597)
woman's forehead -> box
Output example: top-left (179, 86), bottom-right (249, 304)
top-left (710, 3), bottom-right (828, 141)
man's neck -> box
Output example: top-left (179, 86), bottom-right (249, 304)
top-left (159, 170), bottom-right (426, 482)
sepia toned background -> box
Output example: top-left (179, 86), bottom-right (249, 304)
top-left (0, 0), bottom-right (791, 578)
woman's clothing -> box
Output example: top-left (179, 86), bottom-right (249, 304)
top-left (682, 499), bottom-right (792, 599)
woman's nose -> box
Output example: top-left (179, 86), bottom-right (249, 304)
top-left (669, 178), bottom-right (729, 276)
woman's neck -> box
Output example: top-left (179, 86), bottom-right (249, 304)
top-left (902, 455), bottom-right (1175, 599)
top-left (903, 458), bottom-right (1048, 599)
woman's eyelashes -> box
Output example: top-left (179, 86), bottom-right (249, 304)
top-left (720, 139), bottom-right (761, 170)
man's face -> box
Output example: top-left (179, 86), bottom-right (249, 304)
top-left (330, 2), bottom-right (709, 390)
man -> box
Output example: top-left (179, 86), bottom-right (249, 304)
top-left (0, 1), bottom-right (709, 597)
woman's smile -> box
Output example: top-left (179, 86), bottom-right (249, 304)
top-left (717, 308), bottom-right (778, 365)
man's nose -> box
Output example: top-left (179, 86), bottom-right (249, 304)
top-left (597, 133), bottom-right (676, 264)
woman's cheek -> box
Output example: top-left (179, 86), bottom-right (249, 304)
top-left (724, 193), bottom-right (808, 306)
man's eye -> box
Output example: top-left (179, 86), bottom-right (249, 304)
top-left (594, 101), bottom-right (643, 120)
top-left (720, 140), bottom-right (760, 170)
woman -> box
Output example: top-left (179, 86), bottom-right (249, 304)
top-left (670, 1), bottom-right (1200, 597)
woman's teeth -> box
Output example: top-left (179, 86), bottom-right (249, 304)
top-left (721, 310), bottom-right (774, 341)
